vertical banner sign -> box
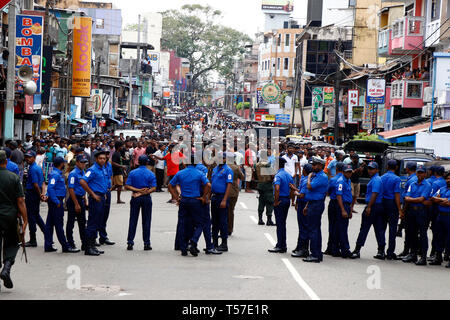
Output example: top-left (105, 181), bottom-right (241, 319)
top-left (16, 14), bottom-right (43, 92)
top-left (72, 17), bottom-right (92, 97)
top-left (347, 89), bottom-right (359, 124)
top-left (257, 88), bottom-right (263, 106)
top-left (367, 78), bottom-right (386, 104)
top-left (41, 45), bottom-right (53, 104)
top-left (323, 87), bottom-right (334, 105)
top-left (312, 87), bottom-right (324, 122)
top-left (91, 89), bottom-right (103, 116)
top-left (377, 104), bottom-right (386, 129)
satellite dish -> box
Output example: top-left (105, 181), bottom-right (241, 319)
top-left (23, 80), bottom-right (37, 96)
top-left (18, 65), bottom-right (33, 82)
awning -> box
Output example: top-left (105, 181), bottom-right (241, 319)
top-left (143, 105), bottom-right (160, 114)
top-left (378, 120), bottom-right (450, 142)
top-left (72, 118), bottom-right (89, 124)
top-left (342, 72), bottom-right (367, 82)
top-left (107, 117), bottom-right (121, 125)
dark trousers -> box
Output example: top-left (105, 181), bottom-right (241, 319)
top-left (44, 197), bottom-right (69, 250)
top-left (98, 191), bottom-right (111, 241)
top-left (25, 190), bottom-right (45, 234)
top-left (336, 202), bottom-right (352, 256)
top-left (382, 199), bottom-right (399, 255)
top-left (0, 215), bottom-right (19, 266)
top-left (228, 197), bottom-right (238, 234)
top-left (429, 204), bottom-right (440, 251)
top-left (356, 203), bottom-right (385, 249)
top-left (211, 194), bottom-right (229, 241)
top-left (435, 214), bottom-right (450, 254)
top-left (66, 196), bottom-right (87, 247)
top-left (327, 199), bottom-right (339, 254)
top-left (406, 205), bottom-right (428, 256)
top-left (306, 200), bottom-right (325, 259)
top-left (296, 200), bottom-right (308, 250)
top-left (257, 184), bottom-right (274, 218)
top-left (86, 193), bottom-right (106, 240)
top-left (127, 195), bottom-right (152, 246)
top-left (177, 198), bottom-right (202, 251)
top-left (191, 203), bottom-right (213, 249)
top-left (155, 168), bottom-right (164, 191)
top-left (274, 197), bottom-right (290, 249)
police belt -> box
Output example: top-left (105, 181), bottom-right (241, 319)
top-left (212, 193), bottom-right (225, 197)
top-left (91, 192), bottom-right (106, 197)
top-left (279, 196), bottom-right (290, 199)
top-left (344, 201), bottom-right (352, 206)
top-left (439, 211), bottom-right (450, 216)
top-left (308, 199), bottom-right (324, 203)
top-left (409, 204), bottom-right (425, 211)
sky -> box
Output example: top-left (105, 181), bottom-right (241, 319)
top-left (111, 0), bottom-right (308, 38)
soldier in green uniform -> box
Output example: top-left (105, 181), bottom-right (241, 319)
top-left (0, 150), bottom-right (28, 291)
top-left (256, 152), bottom-right (275, 226)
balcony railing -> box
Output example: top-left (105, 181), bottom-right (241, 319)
top-left (378, 29), bottom-right (389, 49)
top-left (391, 79), bottom-right (429, 108)
top-left (392, 16), bottom-right (424, 38)
top-left (425, 20), bottom-right (440, 47)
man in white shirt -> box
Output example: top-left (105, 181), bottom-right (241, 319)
top-left (282, 144), bottom-right (299, 178)
top-left (153, 144), bottom-right (165, 192)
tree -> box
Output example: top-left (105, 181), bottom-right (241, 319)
top-left (161, 4), bottom-right (251, 92)
top-left (124, 23), bottom-right (139, 31)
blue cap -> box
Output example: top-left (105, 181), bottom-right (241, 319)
top-left (427, 165), bottom-right (436, 173)
top-left (75, 147), bottom-right (85, 154)
top-left (76, 155), bottom-right (89, 163)
top-left (406, 162), bottom-right (417, 170)
top-left (53, 157), bottom-right (67, 166)
top-left (336, 162), bottom-right (345, 172)
top-left (368, 162), bottom-right (379, 169)
top-left (343, 164), bottom-right (353, 172)
top-left (3, 147), bottom-right (11, 158)
top-left (138, 155), bottom-right (149, 165)
top-left (387, 160), bottom-right (397, 168)
top-left (24, 150), bottom-right (36, 158)
top-left (436, 166), bottom-right (445, 175)
top-left (303, 163), bottom-right (313, 174)
top-left (416, 165), bottom-right (426, 173)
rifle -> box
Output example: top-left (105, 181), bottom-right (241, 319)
top-left (17, 216), bottom-right (28, 263)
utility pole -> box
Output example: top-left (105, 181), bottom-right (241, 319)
top-left (43, 0), bottom-right (51, 46)
top-left (334, 40), bottom-right (342, 146)
top-left (136, 15), bottom-right (141, 115)
top-left (3, 0), bottom-right (16, 143)
top-left (129, 57), bottom-right (133, 126)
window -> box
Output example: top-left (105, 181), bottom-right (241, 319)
top-left (406, 82), bottom-right (423, 99)
top-left (277, 34), bottom-right (281, 46)
top-left (277, 58), bottom-right (281, 70)
top-left (96, 18), bottom-right (104, 29)
top-left (318, 53), bottom-right (328, 64)
top-left (431, 0), bottom-right (441, 21)
top-left (285, 34), bottom-right (290, 46)
top-left (284, 58), bottom-right (289, 70)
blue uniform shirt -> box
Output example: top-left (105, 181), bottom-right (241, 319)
top-left (366, 173), bottom-right (383, 204)
top-left (195, 164), bottom-right (208, 178)
top-left (211, 164), bottom-right (234, 194)
top-left (68, 167), bottom-right (86, 197)
top-left (434, 186), bottom-right (450, 213)
top-left (336, 176), bottom-right (353, 203)
top-left (274, 168), bottom-right (294, 197)
top-left (26, 162), bottom-right (44, 190)
top-left (170, 166), bottom-right (209, 198)
top-left (431, 177), bottom-right (446, 195)
top-left (328, 172), bottom-right (343, 200)
top-left (81, 163), bottom-right (109, 194)
top-left (126, 165), bottom-right (157, 190)
top-left (6, 159), bottom-right (19, 176)
top-left (327, 159), bottom-right (338, 177)
top-left (305, 170), bottom-right (328, 201)
top-left (406, 180), bottom-right (432, 205)
top-left (381, 171), bottom-right (401, 200)
top-left (299, 175), bottom-right (308, 196)
top-left (426, 176), bottom-right (437, 187)
top-left (105, 162), bottom-right (113, 190)
top-left (46, 168), bottom-right (66, 205)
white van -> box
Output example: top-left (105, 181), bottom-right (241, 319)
top-left (114, 130), bottom-right (143, 139)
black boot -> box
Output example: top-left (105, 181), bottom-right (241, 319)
top-left (444, 252), bottom-right (450, 262)
top-left (0, 260), bottom-right (13, 289)
top-left (350, 245), bottom-right (361, 259)
top-left (374, 247), bottom-right (386, 260)
top-left (402, 253), bottom-right (417, 263)
top-left (212, 238), bottom-right (219, 249)
top-left (415, 255), bottom-right (427, 266)
top-left (323, 247), bottom-right (332, 256)
top-left (266, 217), bottom-right (276, 226)
top-left (25, 232), bottom-right (37, 248)
top-left (85, 239), bottom-right (100, 256)
top-left (258, 213), bottom-right (265, 225)
top-left (429, 253), bottom-right (443, 266)
top-left (217, 238), bottom-right (228, 252)
top-left (396, 246), bottom-right (410, 260)
top-left (187, 241), bottom-right (198, 257)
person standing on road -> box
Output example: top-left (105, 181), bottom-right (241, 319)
top-left (9, 141), bottom-right (24, 181)
top-left (0, 150), bottom-right (28, 292)
top-left (282, 144), bottom-right (300, 188)
top-left (66, 155), bottom-right (89, 251)
top-left (256, 156), bottom-right (275, 226)
top-left (402, 165), bottom-right (432, 266)
top-left (3, 148), bottom-right (19, 176)
top-left (23, 150), bottom-right (45, 248)
top-left (350, 162), bottom-right (385, 260)
top-left (326, 150), bottom-right (345, 178)
top-left (227, 155), bottom-right (244, 235)
top-left (302, 157), bottom-right (328, 263)
top-left (80, 150), bottom-right (109, 256)
top-left (44, 157), bottom-right (79, 253)
top-left (380, 160), bottom-right (403, 260)
top-left (98, 150), bottom-right (115, 246)
top-left (125, 155), bottom-right (156, 251)
top-left (348, 154), bottom-right (365, 213)
top-left (268, 157), bottom-right (293, 254)
top-left (429, 166), bottom-right (447, 261)
top-left (111, 141), bottom-right (126, 204)
top-left (244, 143), bottom-right (256, 193)
top-left (153, 144), bottom-right (165, 192)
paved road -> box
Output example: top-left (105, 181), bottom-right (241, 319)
top-left (2, 189), bottom-right (450, 300)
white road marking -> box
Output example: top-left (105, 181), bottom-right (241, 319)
top-left (282, 258), bottom-right (320, 301)
top-left (264, 233), bottom-right (276, 247)
top-left (233, 275), bottom-right (264, 280)
top-left (240, 202), bottom-right (248, 209)
top-left (250, 216), bottom-right (258, 224)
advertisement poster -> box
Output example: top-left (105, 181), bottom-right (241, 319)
top-left (352, 106), bottom-right (364, 121)
top-left (16, 14), bottom-right (43, 93)
top-left (91, 89), bottom-right (103, 116)
top-left (377, 104), bottom-right (386, 129)
top-left (323, 87), bottom-right (334, 105)
top-left (261, 0), bottom-right (294, 12)
top-left (347, 89), bottom-right (359, 124)
top-left (312, 87), bottom-right (324, 122)
top-left (261, 83), bottom-right (281, 103)
top-left (367, 78), bottom-right (386, 104)
top-left (72, 17), bottom-right (92, 97)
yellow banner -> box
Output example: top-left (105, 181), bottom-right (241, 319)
top-left (72, 17), bottom-right (92, 97)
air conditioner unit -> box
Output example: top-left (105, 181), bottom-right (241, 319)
top-left (422, 103), bottom-right (432, 117)
top-left (423, 87), bottom-right (435, 103)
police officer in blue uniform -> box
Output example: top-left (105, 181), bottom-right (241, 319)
top-left (268, 157), bottom-right (293, 254)
top-left (98, 150), bottom-right (115, 246)
top-left (381, 160), bottom-right (403, 260)
top-left (324, 162), bottom-right (344, 256)
top-left (66, 154), bottom-right (89, 251)
top-left (335, 164), bottom-right (355, 258)
top-left (23, 150), bottom-right (45, 247)
top-left (302, 157), bottom-right (329, 263)
top-left (351, 162), bottom-right (385, 260)
top-left (4, 148), bottom-right (19, 176)
top-left (44, 157), bottom-right (79, 253)
top-left (429, 166), bottom-right (447, 260)
top-left (403, 165), bottom-right (432, 265)
top-left (125, 155), bottom-right (157, 251)
top-left (80, 150), bottom-right (109, 256)
top-left (430, 171), bottom-right (450, 267)
top-left (291, 163), bottom-right (313, 258)
top-left (210, 153), bottom-right (234, 252)
top-left (169, 155), bottom-right (213, 257)
top-left (397, 162), bottom-right (418, 260)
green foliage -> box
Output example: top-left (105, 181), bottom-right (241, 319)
top-left (236, 102), bottom-right (243, 110)
top-left (124, 23), bottom-right (138, 31)
top-left (279, 92), bottom-right (288, 108)
top-left (352, 132), bottom-right (388, 143)
top-left (243, 102), bottom-right (251, 109)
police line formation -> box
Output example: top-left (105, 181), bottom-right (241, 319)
top-left (0, 142), bottom-right (450, 291)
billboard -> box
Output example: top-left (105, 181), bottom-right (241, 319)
top-left (146, 51), bottom-right (160, 74)
top-left (72, 17), bottom-right (92, 97)
top-left (16, 14), bottom-right (43, 93)
top-left (311, 87), bottom-right (324, 122)
top-left (347, 89), bottom-right (359, 124)
top-left (367, 78), bottom-right (386, 104)
top-left (262, 0), bottom-right (294, 12)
